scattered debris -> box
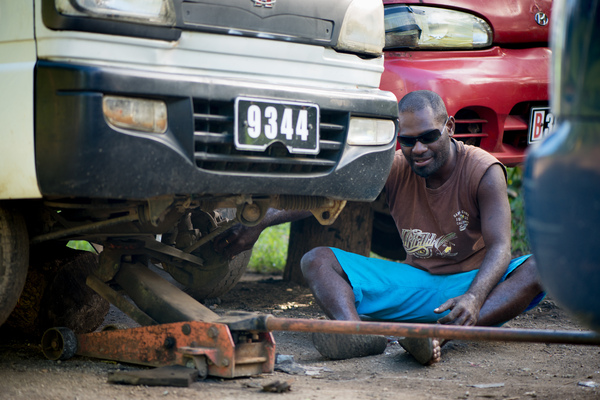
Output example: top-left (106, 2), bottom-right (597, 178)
top-left (274, 354), bottom-right (332, 376)
top-left (303, 366), bottom-right (333, 376)
top-left (243, 381), bottom-right (264, 389)
top-left (262, 380), bottom-right (293, 393)
top-left (274, 354), bottom-right (305, 375)
top-left (468, 383), bottom-right (505, 389)
top-left (274, 361), bottom-right (305, 375)
top-left (578, 381), bottom-right (599, 388)
top-left (276, 354), bottom-right (294, 364)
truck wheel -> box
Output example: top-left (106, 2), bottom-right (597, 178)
top-left (0, 205), bottom-right (29, 326)
top-left (183, 248), bottom-right (252, 301)
top-left (162, 208), bottom-right (252, 301)
top-left (370, 212), bottom-right (406, 261)
top-left (184, 207), bottom-right (251, 300)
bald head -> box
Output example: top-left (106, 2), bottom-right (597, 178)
top-left (398, 90), bottom-right (448, 125)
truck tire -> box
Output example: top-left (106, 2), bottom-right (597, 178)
top-left (3, 243), bottom-right (109, 337)
top-left (184, 208), bottom-right (252, 300)
top-left (162, 208), bottom-right (252, 301)
top-left (183, 248), bottom-right (252, 301)
top-left (0, 205), bottom-right (29, 326)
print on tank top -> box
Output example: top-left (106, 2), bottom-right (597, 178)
top-left (400, 209), bottom-right (472, 259)
top-left (454, 210), bottom-right (470, 232)
top-left (400, 229), bottom-right (458, 259)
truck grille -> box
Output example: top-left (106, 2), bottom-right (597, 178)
top-left (193, 99), bottom-right (346, 174)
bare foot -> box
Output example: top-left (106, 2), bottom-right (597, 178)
top-left (430, 338), bottom-right (441, 364)
top-left (398, 337), bottom-right (443, 365)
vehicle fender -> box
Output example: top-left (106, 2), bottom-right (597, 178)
top-left (0, 1), bottom-right (41, 199)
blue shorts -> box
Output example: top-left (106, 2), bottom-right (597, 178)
top-left (331, 248), bottom-right (545, 323)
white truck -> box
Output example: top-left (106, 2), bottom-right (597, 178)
top-left (0, 0), bottom-right (399, 327)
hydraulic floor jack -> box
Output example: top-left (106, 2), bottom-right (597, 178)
top-left (41, 246), bottom-right (279, 383)
top-left (40, 239), bottom-right (600, 386)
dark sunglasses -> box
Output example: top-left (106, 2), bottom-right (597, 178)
top-left (397, 118), bottom-right (449, 147)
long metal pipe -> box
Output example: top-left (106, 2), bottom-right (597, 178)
top-left (264, 317), bottom-right (600, 345)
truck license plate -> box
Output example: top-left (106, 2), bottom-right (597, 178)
top-left (234, 97), bottom-right (319, 154)
top-left (528, 107), bottom-right (555, 144)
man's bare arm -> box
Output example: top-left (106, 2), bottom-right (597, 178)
top-left (435, 164), bottom-right (512, 325)
top-left (214, 209), bottom-right (312, 259)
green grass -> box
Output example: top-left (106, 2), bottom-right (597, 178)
top-left (66, 240), bottom-right (96, 252)
top-left (507, 166), bottom-right (530, 256)
top-left (247, 222), bottom-right (291, 274)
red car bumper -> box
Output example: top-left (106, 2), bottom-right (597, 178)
top-left (381, 46), bottom-right (551, 166)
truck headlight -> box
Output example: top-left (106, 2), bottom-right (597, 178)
top-left (103, 96), bottom-right (167, 134)
top-left (384, 5), bottom-right (492, 50)
top-left (55, 0), bottom-right (175, 26)
top-left (336, 0), bottom-right (385, 56)
top-left (347, 118), bottom-right (396, 146)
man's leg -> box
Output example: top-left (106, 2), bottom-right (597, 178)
top-left (301, 247), bottom-right (387, 359)
top-left (405, 257), bottom-right (544, 364)
top-left (404, 257), bottom-right (543, 365)
top-left (477, 256), bottom-right (544, 326)
top-left (300, 246), bottom-right (360, 321)
top-left (302, 247), bottom-right (445, 364)
top-left (400, 257), bottom-right (543, 365)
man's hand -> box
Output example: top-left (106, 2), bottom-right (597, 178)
top-left (434, 293), bottom-right (483, 326)
top-left (213, 223), bottom-right (263, 260)
top-left (213, 208), bottom-right (311, 261)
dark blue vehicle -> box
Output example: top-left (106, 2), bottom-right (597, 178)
top-left (524, 0), bottom-right (600, 331)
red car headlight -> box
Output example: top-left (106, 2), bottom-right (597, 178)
top-left (384, 5), bottom-right (492, 50)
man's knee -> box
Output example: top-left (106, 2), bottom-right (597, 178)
top-left (301, 247), bottom-right (329, 275)
top-left (510, 256), bottom-right (544, 293)
top-left (300, 247), bottom-right (341, 280)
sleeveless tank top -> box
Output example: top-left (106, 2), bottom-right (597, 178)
top-left (385, 140), bottom-right (504, 274)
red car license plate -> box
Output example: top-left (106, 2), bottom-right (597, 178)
top-left (529, 107), bottom-right (555, 143)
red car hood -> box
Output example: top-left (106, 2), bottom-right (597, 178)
top-left (383, 0), bottom-right (552, 44)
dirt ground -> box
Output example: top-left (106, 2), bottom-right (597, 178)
top-left (1, 272), bottom-right (600, 400)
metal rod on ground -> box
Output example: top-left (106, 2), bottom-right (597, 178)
top-left (264, 317), bottom-right (600, 346)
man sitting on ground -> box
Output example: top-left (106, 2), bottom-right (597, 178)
top-left (216, 90), bottom-right (545, 365)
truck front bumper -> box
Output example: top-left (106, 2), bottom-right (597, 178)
top-left (35, 62), bottom-right (398, 202)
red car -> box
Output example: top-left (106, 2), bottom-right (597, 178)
top-left (381, 0), bottom-right (553, 166)
top-left (372, 0), bottom-right (553, 260)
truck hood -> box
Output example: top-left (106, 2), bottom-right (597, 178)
top-left (179, 0), bottom-right (353, 48)
top-left (384, 0), bottom-right (552, 44)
